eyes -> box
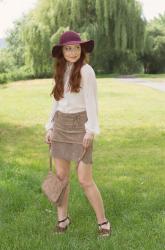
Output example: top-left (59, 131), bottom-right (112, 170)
top-left (63, 45), bottom-right (81, 53)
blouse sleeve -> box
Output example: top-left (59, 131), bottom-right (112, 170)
top-left (81, 64), bottom-right (100, 135)
top-left (45, 98), bottom-right (58, 131)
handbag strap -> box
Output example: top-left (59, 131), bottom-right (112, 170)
top-left (48, 143), bottom-right (86, 170)
top-left (49, 144), bottom-right (52, 171)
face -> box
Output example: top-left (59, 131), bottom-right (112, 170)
top-left (62, 44), bottom-right (81, 63)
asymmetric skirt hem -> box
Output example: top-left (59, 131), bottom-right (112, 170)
top-left (51, 141), bottom-right (93, 164)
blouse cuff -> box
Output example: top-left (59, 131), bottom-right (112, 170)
top-left (45, 122), bottom-right (54, 131)
top-left (85, 124), bottom-right (100, 135)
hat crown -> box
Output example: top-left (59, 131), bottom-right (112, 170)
top-left (60, 31), bottom-right (81, 45)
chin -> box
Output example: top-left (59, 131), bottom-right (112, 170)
top-left (66, 57), bottom-right (80, 63)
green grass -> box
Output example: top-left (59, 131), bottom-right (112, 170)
top-left (96, 73), bottom-right (165, 79)
top-left (132, 73), bottom-right (165, 79)
top-left (0, 78), bottom-right (165, 250)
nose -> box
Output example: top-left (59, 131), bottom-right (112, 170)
top-left (70, 49), bottom-right (77, 54)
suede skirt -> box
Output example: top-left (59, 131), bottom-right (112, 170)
top-left (50, 110), bottom-right (93, 164)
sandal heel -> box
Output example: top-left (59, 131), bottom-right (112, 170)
top-left (98, 220), bottom-right (112, 237)
top-left (54, 216), bottom-right (71, 233)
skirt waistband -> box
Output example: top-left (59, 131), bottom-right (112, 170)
top-left (56, 110), bottom-right (87, 118)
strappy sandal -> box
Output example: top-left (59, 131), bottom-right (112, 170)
top-left (98, 220), bottom-right (112, 237)
top-left (54, 216), bottom-right (71, 233)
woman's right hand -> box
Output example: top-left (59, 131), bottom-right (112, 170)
top-left (45, 129), bottom-right (53, 144)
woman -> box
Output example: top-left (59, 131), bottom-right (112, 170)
top-left (45, 30), bottom-right (111, 236)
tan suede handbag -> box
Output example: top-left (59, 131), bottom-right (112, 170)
top-left (41, 144), bottom-right (68, 206)
top-left (41, 144), bottom-right (86, 206)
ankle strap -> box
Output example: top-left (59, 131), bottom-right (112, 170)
top-left (58, 216), bottom-right (69, 223)
top-left (98, 220), bottom-right (108, 226)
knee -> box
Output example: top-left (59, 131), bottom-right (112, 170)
top-left (56, 173), bottom-right (69, 182)
top-left (78, 178), bottom-right (94, 189)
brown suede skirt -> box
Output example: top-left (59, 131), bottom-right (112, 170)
top-left (50, 110), bottom-right (93, 164)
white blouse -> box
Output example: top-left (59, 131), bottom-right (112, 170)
top-left (45, 62), bottom-right (100, 135)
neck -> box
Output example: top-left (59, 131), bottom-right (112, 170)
top-left (66, 61), bottom-right (74, 66)
top-left (65, 61), bottom-right (74, 72)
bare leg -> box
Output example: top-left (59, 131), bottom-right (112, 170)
top-left (76, 161), bottom-right (110, 230)
top-left (54, 158), bottom-right (71, 228)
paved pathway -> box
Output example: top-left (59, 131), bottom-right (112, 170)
top-left (113, 78), bottom-right (165, 92)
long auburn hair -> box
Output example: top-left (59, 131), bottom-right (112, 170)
top-left (50, 45), bottom-right (89, 101)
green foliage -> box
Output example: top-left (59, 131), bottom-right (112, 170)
top-left (0, 73), bottom-right (8, 84)
top-left (113, 51), bottom-right (143, 74)
top-left (142, 12), bottom-right (165, 73)
top-left (94, 0), bottom-right (145, 73)
top-left (6, 17), bottom-right (26, 68)
top-left (22, 0), bottom-right (146, 74)
top-left (0, 66), bottom-right (36, 84)
top-left (0, 49), bottom-right (15, 73)
top-left (2, 0), bottom-right (146, 79)
top-left (22, 13), bottom-right (51, 77)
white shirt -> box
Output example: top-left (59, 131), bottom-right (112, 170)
top-left (45, 62), bottom-right (100, 135)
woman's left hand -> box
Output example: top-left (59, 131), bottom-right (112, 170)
top-left (83, 132), bottom-right (94, 148)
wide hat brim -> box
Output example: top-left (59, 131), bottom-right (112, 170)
top-left (52, 40), bottom-right (94, 57)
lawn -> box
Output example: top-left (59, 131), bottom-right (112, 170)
top-left (0, 78), bottom-right (165, 250)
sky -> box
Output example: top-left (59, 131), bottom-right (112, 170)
top-left (139, 0), bottom-right (165, 20)
top-left (0, 0), bottom-right (165, 38)
top-left (0, 0), bottom-right (37, 38)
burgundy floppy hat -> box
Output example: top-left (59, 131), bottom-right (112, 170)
top-left (52, 30), bottom-right (94, 57)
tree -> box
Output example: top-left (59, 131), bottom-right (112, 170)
top-left (5, 17), bottom-right (26, 68)
top-left (94, 0), bottom-right (145, 73)
top-left (142, 12), bottom-right (165, 73)
top-left (23, 16), bottom-right (51, 77)
top-left (5, 0), bottom-right (146, 76)
top-left (0, 49), bottom-right (15, 73)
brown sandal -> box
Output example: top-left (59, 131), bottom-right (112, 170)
top-left (98, 220), bottom-right (112, 237)
top-left (54, 216), bottom-right (71, 233)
